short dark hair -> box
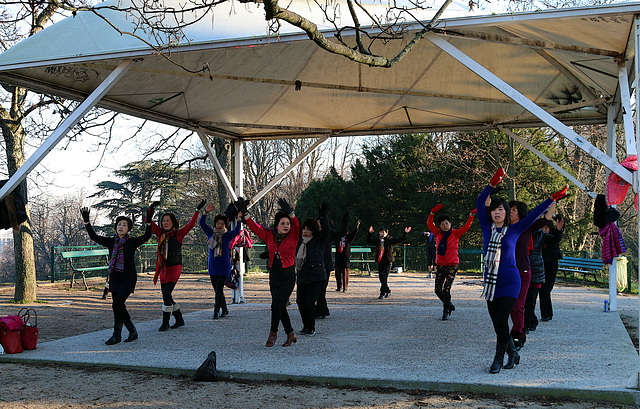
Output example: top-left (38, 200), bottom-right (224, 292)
top-left (213, 214), bottom-right (229, 229)
top-left (434, 213), bottom-right (451, 226)
top-left (488, 197), bottom-right (511, 225)
top-left (508, 200), bottom-right (529, 221)
top-left (301, 218), bottom-right (320, 235)
top-left (378, 226), bottom-right (389, 234)
top-left (273, 210), bottom-right (291, 231)
top-left (115, 216), bottom-right (133, 231)
top-left (159, 212), bottom-right (179, 230)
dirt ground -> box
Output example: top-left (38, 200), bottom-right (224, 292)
top-left (0, 272), bottom-right (636, 409)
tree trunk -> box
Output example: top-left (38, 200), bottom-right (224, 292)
top-left (13, 201), bottom-right (36, 301)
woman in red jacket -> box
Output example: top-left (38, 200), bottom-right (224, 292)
top-left (242, 198), bottom-right (299, 347)
top-left (427, 203), bottom-right (476, 320)
top-left (152, 200), bottom-right (204, 331)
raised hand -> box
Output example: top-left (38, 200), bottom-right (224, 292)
top-left (319, 202), bottom-right (328, 217)
top-left (404, 226), bottom-right (412, 233)
top-left (234, 198), bottom-right (249, 215)
top-left (205, 203), bottom-right (215, 214)
top-left (146, 204), bottom-right (156, 224)
top-left (431, 203), bottom-right (443, 214)
top-left (470, 208), bottom-right (477, 216)
top-left (490, 168), bottom-right (505, 187)
top-left (551, 185), bottom-right (569, 201)
top-left (278, 198), bottom-right (293, 214)
top-left (196, 199), bottom-right (206, 211)
top-left (369, 226), bottom-right (374, 234)
top-left (80, 207), bottom-right (90, 224)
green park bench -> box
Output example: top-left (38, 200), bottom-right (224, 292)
top-left (332, 247), bottom-right (373, 272)
top-left (557, 256), bottom-right (604, 283)
top-left (60, 249), bottom-right (110, 290)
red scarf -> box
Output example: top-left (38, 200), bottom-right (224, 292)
top-left (377, 239), bottom-right (385, 263)
top-left (157, 228), bottom-right (177, 273)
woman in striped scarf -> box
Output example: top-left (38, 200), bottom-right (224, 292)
top-left (152, 200), bottom-right (205, 331)
top-left (477, 169), bottom-right (565, 374)
top-left (81, 205), bottom-right (154, 345)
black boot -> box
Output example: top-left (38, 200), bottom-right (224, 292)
top-left (448, 302), bottom-right (455, 313)
top-left (220, 307), bottom-right (229, 318)
top-left (489, 341), bottom-right (508, 373)
top-left (504, 338), bottom-right (521, 369)
top-left (441, 307), bottom-right (450, 320)
top-left (105, 320), bottom-right (123, 345)
top-left (102, 286), bottom-right (109, 300)
top-left (123, 319), bottom-right (138, 342)
top-left (213, 308), bottom-right (220, 320)
top-left (159, 311), bottom-right (171, 332)
top-left (171, 308), bottom-right (185, 329)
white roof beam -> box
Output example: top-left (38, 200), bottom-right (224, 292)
top-left (196, 129), bottom-right (237, 202)
top-left (0, 59), bottom-right (134, 200)
top-left (498, 126), bottom-right (597, 198)
top-left (618, 58), bottom-right (637, 155)
top-left (426, 32), bottom-right (634, 185)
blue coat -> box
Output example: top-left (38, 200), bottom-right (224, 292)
top-left (199, 216), bottom-right (242, 277)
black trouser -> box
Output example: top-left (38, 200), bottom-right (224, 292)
top-left (210, 275), bottom-right (227, 312)
top-left (486, 297), bottom-right (517, 344)
top-left (160, 282), bottom-right (177, 307)
top-left (111, 291), bottom-right (131, 322)
top-left (269, 264), bottom-right (295, 333)
top-left (539, 259), bottom-right (558, 319)
top-left (524, 283), bottom-right (541, 330)
top-left (335, 266), bottom-right (349, 290)
top-left (434, 264), bottom-right (458, 308)
top-left (297, 281), bottom-right (324, 331)
top-left (315, 272), bottom-right (330, 317)
top-left (378, 262), bottom-right (391, 295)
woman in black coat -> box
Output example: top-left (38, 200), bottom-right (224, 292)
top-left (335, 219), bottom-right (360, 291)
top-left (539, 217), bottom-right (565, 321)
top-left (81, 205), bottom-right (154, 345)
top-left (367, 225), bottom-right (411, 299)
top-left (296, 213), bottom-right (330, 337)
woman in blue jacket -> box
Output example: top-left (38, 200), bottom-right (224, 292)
top-left (199, 202), bottom-right (242, 319)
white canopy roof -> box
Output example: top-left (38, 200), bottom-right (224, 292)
top-left (0, 1), bottom-right (637, 141)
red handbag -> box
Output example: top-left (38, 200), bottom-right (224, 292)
top-left (0, 314), bottom-right (23, 354)
top-left (19, 308), bottom-right (38, 350)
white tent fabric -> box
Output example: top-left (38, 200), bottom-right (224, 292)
top-left (0, 1), bottom-right (636, 140)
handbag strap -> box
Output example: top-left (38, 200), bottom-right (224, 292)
top-left (19, 308), bottom-right (36, 326)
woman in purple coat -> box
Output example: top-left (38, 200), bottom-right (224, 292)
top-left (477, 169), bottom-right (566, 373)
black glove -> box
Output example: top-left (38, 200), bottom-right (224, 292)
top-left (319, 202), bottom-right (328, 217)
top-left (342, 211), bottom-right (349, 223)
top-left (80, 207), bottom-right (90, 224)
top-left (146, 202), bottom-right (158, 223)
top-left (278, 198), bottom-right (293, 214)
top-left (235, 197), bottom-right (249, 215)
top-left (259, 250), bottom-right (269, 260)
top-left (224, 201), bottom-right (238, 220)
top-left (196, 199), bottom-right (206, 211)
top-left (491, 185), bottom-right (506, 195)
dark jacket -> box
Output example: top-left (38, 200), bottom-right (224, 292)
top-left (85, 223), bottom-right (152, 294)
top-left (366, 230), bottom-right (407, 265)
top-left (335, 223), bottom-right (360, 269)
top-left (529, 229), bottom-right (546, 284)
top-left (542, 226), bottom-right (564, 263)
top-left (323, 216), bottom-right (348, 272)
top-left (297, 216), bottom-right (330, 285)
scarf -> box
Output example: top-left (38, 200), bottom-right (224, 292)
top-left (481, 224), bottom-right (508, 301)
top-left (208, 228), bottom-right (227, 257)
top-left (274, 232), bottom-right (288, 245)
top-left (437, 230), bottom-right (452, 256)
top-left (157, 228), bottom-right (177, 272)
top-left (295, 236), bottom-right (312, 270)
top-left (377, 238), bottom-right (385, 263)
top-left (338, 236), bottom-right (346, 253)
top-left (109, 236), bottom-right (128, 273)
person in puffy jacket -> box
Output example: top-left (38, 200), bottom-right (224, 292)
top-left (199, 202), bottom-right (242, 320)
top-left (296, 205), bottom-right (330, 336)
top-left (523, 228), bottom-right (546, 334)
top-left (427, 203), bottom-right (476, 320)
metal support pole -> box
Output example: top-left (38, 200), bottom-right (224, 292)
top-left (426, 32), bottom-right (633, 185)
top-left (606, 106), bottom-right (618, 312)
top-left (633, 14), bottom-right (640, 390)
top-left (195, 129), bottom-right (237, 202)
top-left (617, 59), bottom-right (637, 156)
top-left (498, 127), bottom-right (596, 198)
top-left (233, 140), bottom-right (245, 304)
top-left (0, 60), bottom-right (134, 200)
top-left (248, 135), bottom-right (330, 208)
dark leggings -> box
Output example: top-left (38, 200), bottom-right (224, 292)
top-left (269, 264), bottom-right (295, 333)
top-left (111, 291), bottom-right (131, 322)
top-left (539, 259), bottom-right (558, 319)
top-left (161, 282), bottom-right (177, 307)
top-left (486, 297), bottom-right (517, 344)
top-left (524, 283), bottom-right (542, 330)
top-left (378, 263), bottom-right (391, 295)
top-left (210, 275), bottom-right (227, 311)
top-left (434, 264), bottom-right (458, 307)
top-left (315, 274), bottom-right (330, 317)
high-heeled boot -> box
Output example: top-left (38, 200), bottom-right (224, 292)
top-left (123, 319), bottom-right (138, 342)
top-left (282, 331), bottom-right (297, 347)
top-left (489, 341), bottom-right (508, 373)
top-left (105, 320), bottom-right (123, 345)
top-left (265, 331), bottom-right (277, 347)
top-left (504, 338), bottom-right (521, 369)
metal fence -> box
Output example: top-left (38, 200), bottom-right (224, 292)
top-left (50, 244), bottom-right (637, 291)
